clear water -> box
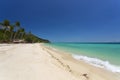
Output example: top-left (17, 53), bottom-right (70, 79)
top-left (45, 42), bottom-right (120, 72)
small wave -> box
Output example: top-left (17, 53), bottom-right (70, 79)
top-left (72, 54), bottom-right (120, 73)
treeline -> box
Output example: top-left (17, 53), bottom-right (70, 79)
top-left (0, 20), bottom-right (50, 43)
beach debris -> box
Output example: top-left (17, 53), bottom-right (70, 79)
top-left (82, 73), bottom-right (89, 79)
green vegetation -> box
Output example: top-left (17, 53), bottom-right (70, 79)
top-left (0, 20), bottom-right (50, 43)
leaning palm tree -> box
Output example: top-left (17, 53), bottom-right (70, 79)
top-left (9, 25), bottom-right (14, 42)
top-left (16, 28), bottom-right (25, 39)
top-left (13, 21), bottom-right (21, 40)
top-left (20, 28), bottom-right (25, 39)
top-left (16, 28), bottom-right (22, 39)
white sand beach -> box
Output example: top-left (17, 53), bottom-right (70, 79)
top-left (0, 43), bottom-right (119, 80)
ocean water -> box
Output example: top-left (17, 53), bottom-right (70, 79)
top-left (45, 42), bottom-right (120, 73)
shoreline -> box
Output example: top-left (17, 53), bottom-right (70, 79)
top-left (0, 43), bottom-right (119, 80)
top-left (44, 43), bottom-right (120, 73)
top-left (42, 44), bottom-right (120, 80)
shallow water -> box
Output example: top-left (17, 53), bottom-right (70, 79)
top-left (45, 42), bottom-right (120, 72)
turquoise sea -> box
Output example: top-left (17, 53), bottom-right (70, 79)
top-left (45, 42), bottom-right (120, 73)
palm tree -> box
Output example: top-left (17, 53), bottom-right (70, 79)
top-left (3, 20), bottom-right (10, 27)
top-left (3, 20), bottom-right (10, 41)
top-left (9, 26), bottom-right (14, 41)
top-left (15, 22), bottom-right (20, 26)
top-left (13, 21), bottom-right (21, 40)
top-left (17, 28), bottom-right (25, 39)
top-left (17, 28), bottom-right (22, 39)
top-left (20, 28), bottom-right (25, 39)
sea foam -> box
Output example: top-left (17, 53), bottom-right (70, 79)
top-left (72, 54), bottom-right (120, 73)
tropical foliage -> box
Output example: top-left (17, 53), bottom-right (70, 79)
top-left (0, 20), bottom-right (50, 43)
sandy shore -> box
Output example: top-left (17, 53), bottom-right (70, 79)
top-left (0, 43), bottom-right (119, 80)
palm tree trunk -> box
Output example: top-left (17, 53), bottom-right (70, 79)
top-left (21, 32), bottom-right (24, 39)
top-left (10, 32), bottom-right (13, 42)
top-left (13, 32), bottom-right (17, 40)
top-left (3, 29), bottom-right (7, 41)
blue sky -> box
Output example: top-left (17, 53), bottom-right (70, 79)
top-left (0, 0), bottom-right (120, 42)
